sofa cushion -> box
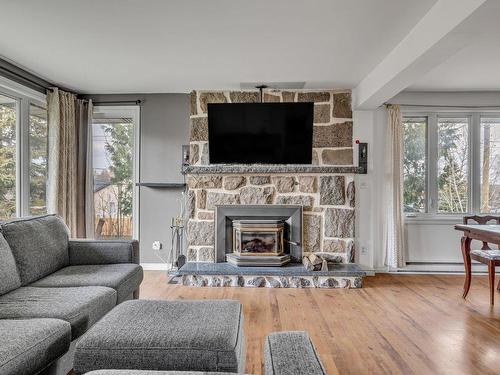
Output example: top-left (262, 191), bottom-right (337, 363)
top-left (264, 331), bottom-right (326, 375)
top-left (31, 263), bottom-right (143, 303)
top-left (0, 318), bottom-right (71, 375)
top-left (69, 240), bottom-right (140, 265)
top-left (74, 300), bottom-right (245, 375)
top-left (0, 286), bottom-right (117, 339)
top-left (1, 214), bottom-right (70, 285)
top-left (0, 232), bottom-right (21, 295)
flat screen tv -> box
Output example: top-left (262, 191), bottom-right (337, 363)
top-left (207, 102), bottom-right (313, 164)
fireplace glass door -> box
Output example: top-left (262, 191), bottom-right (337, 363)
top-left (233, 220), bottom-right (284, 256)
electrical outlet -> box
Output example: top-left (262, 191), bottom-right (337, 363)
top-left (360, 245), bottom-right (368, 255)
top-left (152, 241), bottom-right (162, 250)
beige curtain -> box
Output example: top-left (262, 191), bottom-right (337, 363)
top-left (47, 88), bottom-right (93, 237)
top-left (75, 98), bottom-right (94, 238)
top-left (384, 104), bottom-right (406, 269)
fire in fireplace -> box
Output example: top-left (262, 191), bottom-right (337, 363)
top-left (233, 220), bottom-right (284, 256)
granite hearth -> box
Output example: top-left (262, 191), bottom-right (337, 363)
top-left (176, 262), bottom-right (365, 288)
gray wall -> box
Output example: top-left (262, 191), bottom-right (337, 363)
top-left (83, 93), bottom-right (190, 263)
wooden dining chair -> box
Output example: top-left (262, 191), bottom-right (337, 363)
top-left (463, 215), bottom-right (500, 305)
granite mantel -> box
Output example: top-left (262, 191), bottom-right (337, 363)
top-left (182, 164), bottom-right (364, 175)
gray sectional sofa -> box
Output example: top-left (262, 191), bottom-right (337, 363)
top-left (0, 214), bottom-right (143, 375)
top-left (0, 214), bottom-right (326, 375)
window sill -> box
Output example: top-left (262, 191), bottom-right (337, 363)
top-left (405, 215), bottom-right (465, 225)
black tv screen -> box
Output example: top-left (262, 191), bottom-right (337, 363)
top-left (207, 102), bottom-right (313, 164)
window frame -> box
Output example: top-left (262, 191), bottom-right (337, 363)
top-left (403, 107), bottom-right (500, 222)
top-left (92, 105), bottom-right (141, 240)
top-left (476, 113), bottom-right (500, 214)
top-left (0, 76), bottom-right (46, 218)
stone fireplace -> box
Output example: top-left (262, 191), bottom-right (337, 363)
top-left (185, 89), bottom-right (357, 266)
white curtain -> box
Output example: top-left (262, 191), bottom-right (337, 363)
top-left (384, 104), bottom-right (406, 269)
top-left (47, 88), bottom-right (94, 237)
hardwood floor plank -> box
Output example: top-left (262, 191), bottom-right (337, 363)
top-left (140, 272), bottom-right (500, 375)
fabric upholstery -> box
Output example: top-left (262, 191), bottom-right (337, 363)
top-left (84, 371), bottom-right (238, 375)
top-left (0, 286), bottom-right (116, 339)
top-left (74, 299), bottom-right (245, 375)
top-left (264, 331), bottom-right (326, 375)
top-left (471, 249), bottom-right (500, 260)
top-left (0, 318), bottom-right (71, 375)
top-left (1, 214), bottom-right (70, 285)
top-left (69, 239), bottom-right (140, 265)
top-left (31, 263), bottom-right (143, 303)
top-left (0, 232), bottom-right (21, 295)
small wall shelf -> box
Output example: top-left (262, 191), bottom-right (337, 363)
top-left (135, 182), bottom-right (186, 188)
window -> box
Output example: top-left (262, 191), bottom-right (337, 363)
top-left (480, 117), bottom-right (500, 213)
top-left (0, 94), bottom-right (17, 220)
top-left (437, 117), bottom-right (469, 213)
top-left (402, 117), bottom-right (426, 213)
top-left (29, 103), bottom-right (48, 215)
top-left (403, 111), bottom-right (500, 217)
top-left (0, 78), bottom-right (47, 219)
top-left (92, 106), bottom-right (139, 239)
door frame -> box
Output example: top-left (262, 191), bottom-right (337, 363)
top-left (92, 105), bottom-right (141, 240)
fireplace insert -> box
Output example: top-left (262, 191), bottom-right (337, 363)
top-left (233, 220), bottom-right (285, 256)
top-left (215, 205), bottom-right (303, 265)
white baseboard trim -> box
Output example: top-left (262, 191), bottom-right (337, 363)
top-left (375, 263), bottom-right (489, 275)
top-left (140, 263), bottom-right (171, 271)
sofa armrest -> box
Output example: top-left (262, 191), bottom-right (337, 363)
top-left (68, 239), bottom-right (139, 265)
top-left (264, 331), bottom-right (327, 375)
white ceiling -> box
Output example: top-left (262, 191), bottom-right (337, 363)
top-left (0, 0), bottom-right (437, 94)
top-left (409, 0), bottom-right (500, 91)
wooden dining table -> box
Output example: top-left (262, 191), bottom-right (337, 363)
top-left (454, 224), bottom-right (500, 301)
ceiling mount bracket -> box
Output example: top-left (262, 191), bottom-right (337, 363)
top-left (255, 85), bottom-right (268, 103)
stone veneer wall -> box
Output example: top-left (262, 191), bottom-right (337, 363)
top-left (186, 90), bottom-right (356, 263)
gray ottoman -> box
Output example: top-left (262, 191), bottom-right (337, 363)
top-left (264, 332), bottom-right (326, 375)
top-left (74, 300), bottom-right (245, 374)
top-left (84, 371), bottom-right (236, 375)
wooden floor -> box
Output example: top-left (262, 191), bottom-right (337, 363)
top-left (140, 271), bottom-right (500, 375)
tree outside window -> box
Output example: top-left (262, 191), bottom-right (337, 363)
top-left (93, 118), bottom-right (134, 239)
top-left (0, 96), bottom-right (17, 220)
top-left (29, 104), bottom-right (48, 215)
top-left (437, 117), bottom-right (469, 213)
top-left (402, 117), bottom-right (426, 213)
top-left (480, 118), bottom-right (500, 213)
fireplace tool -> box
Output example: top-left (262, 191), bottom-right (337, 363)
top-left (167, 192), bottom-right (186, 274)
top-left (154, 192), bottom-right (186, 274)
top-left (167, 216), bottom-right (185, 274)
